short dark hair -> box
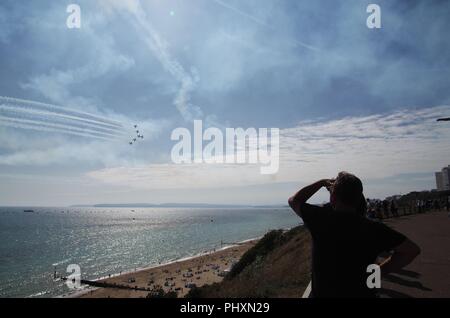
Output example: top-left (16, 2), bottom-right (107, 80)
top-left (332, 172), bottom-right (364, 209)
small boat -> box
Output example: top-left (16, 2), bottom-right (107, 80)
top-left (24, 209), bottom-right (34, 213)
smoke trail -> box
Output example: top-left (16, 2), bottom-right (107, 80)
top-left (122, 4), bottom-right (203, 121)
top-left (0, 104), bottom-right (126, 136)
top-left (213, 0), bottom-right (269, 27)
top-left (0, 96), bottom-right (123, 129)
top-left (0, 118), bottom-right (115, 141)
top-left (212, 0), bottom-right (320, 52)
top-left (0, 115), bottom-right (122, 139)
top-left (0, 116), bottom-right (119, 141)
top-left (0, 96), bottom-right (131, 141)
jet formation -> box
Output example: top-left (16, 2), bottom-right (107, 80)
top-left (129, 124), bottom-right (144, 145)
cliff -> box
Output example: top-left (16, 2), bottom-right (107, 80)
top-left (186, 226), bottom-right (312, 298)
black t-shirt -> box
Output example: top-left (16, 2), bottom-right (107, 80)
top-left (300, 203), bottom-right (406, 298)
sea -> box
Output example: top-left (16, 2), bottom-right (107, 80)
top-left (0, 206), bottom-right (301, 298)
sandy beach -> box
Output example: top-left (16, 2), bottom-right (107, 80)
top-left (78, 239), bottom-right (258, 298)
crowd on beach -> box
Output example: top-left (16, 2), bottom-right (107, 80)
top-left (145, 256), bottom-right (238, 297)
top-left (80, 244), bottom-right (249, 298)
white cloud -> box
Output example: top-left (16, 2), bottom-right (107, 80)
top-left (86, 105), bottom-right (450, 190)
top-left (0, 8), bottom-right (12, 43)
top-left (20, 33), bottom-right (135, 113)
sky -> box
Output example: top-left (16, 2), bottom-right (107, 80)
top-left (0, 0), bottom-right (449, 206)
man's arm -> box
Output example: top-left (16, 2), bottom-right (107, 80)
top-left (288, 179), bottom-right (333, 217)
top-left (379, 238), bottom-right (421, 275)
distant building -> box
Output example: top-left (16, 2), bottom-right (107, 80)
top-left (436, 172), bottom-right (444, 191)
top-left (435, 165), bottom-right (450, 191)
top-left (444, 166), bottom-right (450, 189)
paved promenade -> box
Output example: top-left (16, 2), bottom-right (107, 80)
top-left (380, 210), bottom-right (450, 298)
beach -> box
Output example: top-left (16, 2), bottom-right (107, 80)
top-left (78, 239), bottom-right (258, 298)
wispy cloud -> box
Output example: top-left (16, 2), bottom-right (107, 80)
top-left (87, 105), bottom-right (450, 191)
top-left (20, 33), bottom-right (135, 114)
top-left (278, 105), bottom-right (450, 181)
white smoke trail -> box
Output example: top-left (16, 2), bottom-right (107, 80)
top-left (0, 115), bottom-right (121, 139)
top-left (0, 96), bottom-right (123, 129)
top-left (0, 104), bottom-right (126, 136)
top-left (213, 0), bottom-right (270, 27)
top-left (0, 116), bottom-right (121, 140)
top-left (0, 119), bottom-right (114, 141)
top-left (0, 96), bottom-right (131, 140)
top-left (212, 0), bottom-right (320, 52)
top-left (120, 3), bottom-right (203, 121)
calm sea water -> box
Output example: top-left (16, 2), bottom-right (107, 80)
top-left (0, 207), bottom-right (300, 298)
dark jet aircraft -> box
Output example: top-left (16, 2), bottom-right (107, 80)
top-left (437, 118), bottom-right (450, 122)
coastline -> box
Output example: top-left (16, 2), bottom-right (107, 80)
top-left (66, 236), bottom-right (263, 298)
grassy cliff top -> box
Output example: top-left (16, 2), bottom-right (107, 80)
top-left (186, 226), bottom-right (312, 298)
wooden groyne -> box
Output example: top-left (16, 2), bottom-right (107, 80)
top-left (62, 277), bottom-right (151, 292)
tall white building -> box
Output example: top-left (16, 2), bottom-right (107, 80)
top-left (435, 172), bottom-right (444, 191)
top-left (443, 166), bottom-right (450, 189)
top-left (435, 165), bottom-right (450, 191)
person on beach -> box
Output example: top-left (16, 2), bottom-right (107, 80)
top-left (288, 171), bottom-right (420, 298)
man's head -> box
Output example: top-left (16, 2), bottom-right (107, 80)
top-left (330, 172), bottom-right (366, 213)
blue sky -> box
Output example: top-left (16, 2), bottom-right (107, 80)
top-left (0, 0), bottom-right (450, 206)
